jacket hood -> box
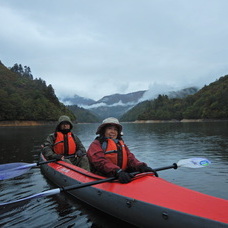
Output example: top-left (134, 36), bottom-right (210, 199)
top-left (56, 115), bottom-right (73, 131)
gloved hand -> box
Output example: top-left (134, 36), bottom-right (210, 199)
top-left (116, 170), bottom-right (133, 184)
top-left (138, 165), bottom-right (158, 177)
top-left (138, 165), bottom-right (153, 172)
top-left (76, 150), bottom-right (85, 157)
top-left (53, 154), bottom-right (63, 160)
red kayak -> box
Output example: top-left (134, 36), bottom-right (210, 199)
top-left (40, 155), bottom-right (228, 228)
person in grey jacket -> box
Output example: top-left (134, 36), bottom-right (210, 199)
top-left (42, 115), bottom-right (90, 171)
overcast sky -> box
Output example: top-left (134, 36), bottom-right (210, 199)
top-left (1, 0), bottom-right (228, 101)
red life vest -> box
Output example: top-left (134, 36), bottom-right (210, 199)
top-left (53, 132), bottom-right (76, 155)
top-left (103, 138), bottom-right (128, 170)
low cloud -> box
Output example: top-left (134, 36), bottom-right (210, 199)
top-left (1, 1), bottom-right (228, 101)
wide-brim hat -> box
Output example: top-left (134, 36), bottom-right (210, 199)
top-left (96, 117), bottom-right (122, 135)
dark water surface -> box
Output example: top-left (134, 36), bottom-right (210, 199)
top-left (0, 122), bottom-right (228, 227)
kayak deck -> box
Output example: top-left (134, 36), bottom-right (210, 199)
top-left (41, 156), bottom-right (228, 227)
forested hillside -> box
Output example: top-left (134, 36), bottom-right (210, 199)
top-left (1, 60), bottom-right (227, 123)
top-left (120, 75), bottom-right (228, 121)
top-left (0, 62), bottom-right (75, 121)
top-left (67, 105), bottom-right (100, 123)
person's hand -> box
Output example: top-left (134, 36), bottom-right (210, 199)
top-left (53, 154), bottom-right (64, 160)
top-left (138, 165), bottom-right (153, 172)
top-left (116, 170), bottom-right (133, 184)
top-left (138, 165), bottom-right (158, 177)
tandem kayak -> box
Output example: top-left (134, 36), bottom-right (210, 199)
top-left (40, 155), bottom-right (228, 228)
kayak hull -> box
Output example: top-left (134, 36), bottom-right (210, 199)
top-left (40, 155), bottom-right (228, 228)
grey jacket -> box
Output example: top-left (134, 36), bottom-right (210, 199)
top-left (42, 115), bottom-right (86, 161)
top-left (42, 132), bottom-right (86, 160)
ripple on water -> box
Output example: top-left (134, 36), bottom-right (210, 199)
top-left (0, 122), bottom-right (227, 227)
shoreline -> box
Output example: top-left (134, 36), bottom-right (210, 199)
top-left (134, 119), bottom-right (228, 123)
top-left (0, 119), bottom-right (227, 126)
top-left (0, 121), bottom-right (56, 126)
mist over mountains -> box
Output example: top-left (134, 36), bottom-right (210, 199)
top-left (63, 87), bottom-right (198, 119)
top-left (62, 95), bottom-right (95, 106)
top-left (1, 61), bottom-right (226, 123)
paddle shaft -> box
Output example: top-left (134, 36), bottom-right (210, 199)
top-left (154, 163), bottom-right (178, 172)
top-left (0, 155), bottom-right (76, 180)
top-left (0, 166), bottom-right (181, 206)
top-left (62, 171), bottom-right (140, 192)
top-left (0, 158), bottom-right (209, 206)
top-left (0, 176), bottom-right (118, 206)
top-left (36, 154), bottom-right (75, 166)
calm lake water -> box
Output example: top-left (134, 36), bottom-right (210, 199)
top-left (0, 122), bottom-right (228, 227)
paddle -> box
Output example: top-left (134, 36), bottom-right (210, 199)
top-left (154, 157), bottom-right (211, 171)
top-left (0, 157), bottom-right (210, 206)
top-left (0, 155), bottom-right (75, 180)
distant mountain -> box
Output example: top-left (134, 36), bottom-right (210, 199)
top-left (120, 75), bottom-right (228, 121)
top-left (65, 91), bottom-right (146, 119)
top-left (88, 104), bottom-right (133, 119)
top-left (67, 105), bottom-right (100, 123)
top-left (65, 88), bottom-right (198, 119)
top-left (62, 94), bottom-right (95, 106)
top-left (88, 91), bottom-right (146, 119)
top-left (93, 90), bottom-right (146, 105)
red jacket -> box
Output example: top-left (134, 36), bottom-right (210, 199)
top-left (87, 139), bottom-right (146, 177)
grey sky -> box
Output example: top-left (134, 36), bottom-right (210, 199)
top-left (1, 0), bottom-right (228, 100)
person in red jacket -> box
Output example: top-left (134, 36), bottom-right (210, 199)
top-left (87, 117), bottom-right (154, 183)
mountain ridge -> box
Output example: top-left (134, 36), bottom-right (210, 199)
top-left (120, 75), bottom-right (228, 121)
top-left (64, 87), bottom-right (198, 119)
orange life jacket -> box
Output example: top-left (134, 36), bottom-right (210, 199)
top-left (53, 132), bottom-right (76, 155)
top-left (102, 138), bottom-right (128, 170)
